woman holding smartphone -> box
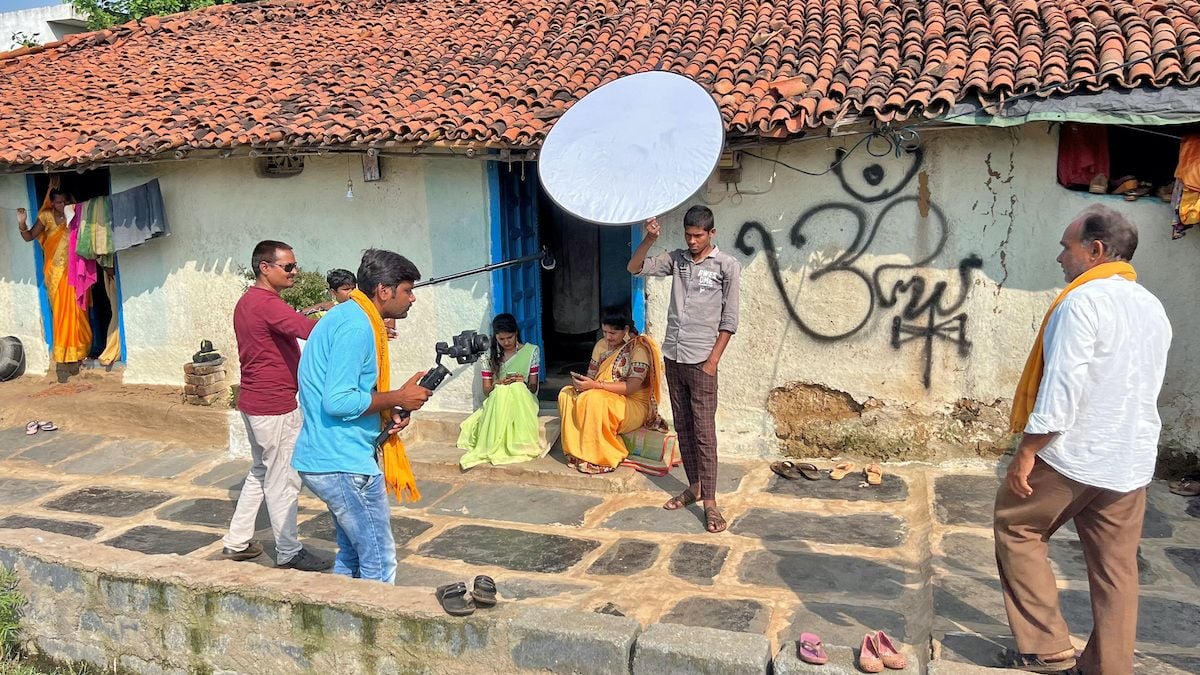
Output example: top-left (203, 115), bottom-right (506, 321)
top-left (457, 314), bottom-right (542, 468)
top-left (558, 306), bottom-right (664, 474)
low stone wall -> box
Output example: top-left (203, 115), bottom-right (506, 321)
top-left (0, 530), bottom-right (782, 675)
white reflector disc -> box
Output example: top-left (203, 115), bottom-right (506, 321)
top-left (538, 71), bottom-right (725, 225)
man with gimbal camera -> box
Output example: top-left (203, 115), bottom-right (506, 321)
top-left (292, 248), bottom-right (431, 584)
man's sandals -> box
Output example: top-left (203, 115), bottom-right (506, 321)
top-left (662, 489), bottom-right (727, 533)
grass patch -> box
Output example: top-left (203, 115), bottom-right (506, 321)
top-left (0, 568), bottom-right (21, 661)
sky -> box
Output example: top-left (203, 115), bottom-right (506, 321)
top-left (0, 0), bottom-right (65, 12)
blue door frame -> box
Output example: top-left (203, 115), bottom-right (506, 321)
top-left (487, 161), bottom-right (648, 374)
top-left (488, 162), bottom-right (545, 378)
top-left (26, 174), bottom-right (127, 364)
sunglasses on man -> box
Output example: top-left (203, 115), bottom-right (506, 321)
top-left (267, 262), bottom-right (299, 273)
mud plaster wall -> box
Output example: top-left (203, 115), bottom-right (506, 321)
top-left (641, 123), bottom-right (1200, 459)
top-left (0, 174), bottom-right (49, 375)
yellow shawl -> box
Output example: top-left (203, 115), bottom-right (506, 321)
top-left (1009, 261), bottom-right (1137, 432)
top-left (348, 289), bottom-right (421, 502)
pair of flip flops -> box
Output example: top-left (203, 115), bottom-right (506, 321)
top-left (771, 461), bottom-right (820, 481)
top-left (829, 461), bottom-right (884, 486)
top-left (25, 420), bottom-right (58, 435)
top-left (435, 575), bottom-right (496, 616)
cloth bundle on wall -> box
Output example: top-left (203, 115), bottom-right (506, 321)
top-left (1172, 135), bottom-right (1200, 240)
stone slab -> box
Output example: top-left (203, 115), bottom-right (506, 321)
top-left (775, 643), bottom-right (919, 675)
top-left (55, 442), bottom-right (147, 475)
top-left (1137, 653), bottom-right (1200, 674)
top-left (103, 525), bottom-right (221, 555)
top-left (933, 632), bottom-right (1014, 670)
top-left (389, 479), bottom-right (454, 508)
top-left (632, 622), bottom-right (771, 674)
top-left (1061, 590), bottom-right (1200, 646)
top-left (15, 434), bottom-right (110, 465)
top-left (932, 575), bottom-right (1007, 631)
top-left (0, 478), bottom-right (60, 505)
top-left (391, 561), bottom-right (466, 589)
top-left (0, 515), bottom-right (102, 540)
top-left (191, 460), bottom-right (249, 489)
top-left (769, 471), bottom-right (909, 503)
top-left (669, 542), bottom-right (729, 585)
top-left (601, 505), bottom-right (708, 534)
top-left (731, 509), bottom-right (907, 549)
top-left (587, 539), bottom-right (659, 576)
top-left (158, 498), bottom-right (267, 530)
top-left (0, 426), bottom-right (53, 457)
top-left (934, 475), bottom-right (998, 525)
top-left (636, 463), bottom-right (748, 496)
top-left (417, 524), bottom-right (600, 573)
top-left (499, 578), bottom-right (592, 601)
top-left (429, 483), bottom-right (603, 526)
top-left (739, 549), bottom-right (907, 598)
top-left (937, 532), bottom-right (996, 578)
top-left (298, 511), bottom-right (432, 547)
top-left (116, 450), bottom-right (212, 479)
top-left (44, 487), bottom-right (172, 518)
top-left (661, 597), bottom-right (771, 634)
top-left (1165, 547), bottom-right (1200, 586)
top-left (783, 601), bottom-right (910, 647)
top-left (510, 606), bottom-right (641, 675)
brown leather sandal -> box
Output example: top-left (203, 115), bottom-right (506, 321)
top-left (705, 506), bottom-right (727, 533)
top-left (663, 489), bottom-right (698, 511)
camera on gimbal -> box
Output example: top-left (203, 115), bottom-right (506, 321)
top-left (376, 330), bottom-right (490, 448)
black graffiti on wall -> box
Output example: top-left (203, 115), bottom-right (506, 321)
top-left (735, 147), bottom-right (983, 388)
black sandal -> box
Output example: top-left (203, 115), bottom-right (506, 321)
top-left (435, 582), bottom-right (476, 616)
top-left (472, 575), bottom-right (497, 607)
top-left (663, 489), bottom-right (698, 511)
top-left (998, 648), bottom-right (1078, 673)
top-left (705, 506), bottom-right (728, 533)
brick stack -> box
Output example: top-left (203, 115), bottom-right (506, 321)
top-left (183, 357), bottom-right (228, 406)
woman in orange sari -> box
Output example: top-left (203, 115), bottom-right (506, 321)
top-left (558, 306), bottom-right (664, 474)
top-left (16, 185), bottom-right (93, 366)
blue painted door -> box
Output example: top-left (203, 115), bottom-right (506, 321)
top-left (488, 161), bottom-right (544, 378)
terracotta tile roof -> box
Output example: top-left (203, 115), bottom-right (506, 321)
top-left (2, 0), bottom-right (1199, 168)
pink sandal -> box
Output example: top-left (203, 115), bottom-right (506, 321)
top-left (859, 633), bottom-right (884, 673)
top-left (875, 631), bottom-right (907, 669)
top-left (798, 632), bottom-right (828, 665)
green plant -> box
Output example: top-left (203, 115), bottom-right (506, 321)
top-left (239, 267), bottom-right (331, 313)
top-left (10, 32), bottom-right (40, 49)
top-left (0, 568), bottom-right (23, 660)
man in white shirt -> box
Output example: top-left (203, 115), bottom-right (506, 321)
top-left (994, 205), bottom-right (1171, 674)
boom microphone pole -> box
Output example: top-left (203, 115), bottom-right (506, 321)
top-left (414, 246), bottom-right (557, 288)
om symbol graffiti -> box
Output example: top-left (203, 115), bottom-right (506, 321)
top-left (736, 147), bottom-right (983, 388)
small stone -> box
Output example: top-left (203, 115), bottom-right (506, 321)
top-left (185, 371), bottom-right (226, 387)
top-left (184, 382), bottom-right (229, 396)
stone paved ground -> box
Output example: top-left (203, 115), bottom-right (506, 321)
top-left (1, 425), bottom-right (1198, 673)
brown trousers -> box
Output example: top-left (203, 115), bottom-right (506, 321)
top-left (664, 359), bottom-right (719, 500)
top-left (993, 458), bottom-right (1146, 675)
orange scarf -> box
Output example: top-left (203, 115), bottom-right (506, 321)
top-left (1009, 261), bottom-right (1137, 432)
top-left (348, 289), bottom-right (421, 502)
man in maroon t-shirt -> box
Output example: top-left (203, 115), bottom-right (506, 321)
top-left (221, 240), bottom-right (330, 572)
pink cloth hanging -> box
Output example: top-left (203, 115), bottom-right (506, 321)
top-left (66, 202), bottom-right (97, 310)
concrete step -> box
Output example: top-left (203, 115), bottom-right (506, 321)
top-left (774, 642), bottom-right (921, 675)
top-left (406, 412), bottom-right (561, 453)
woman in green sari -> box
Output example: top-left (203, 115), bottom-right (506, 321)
top-left (458, 314), bottom-right (542, 468)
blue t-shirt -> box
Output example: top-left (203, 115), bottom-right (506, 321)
top-left (293, 301), bottom-right (381, 476)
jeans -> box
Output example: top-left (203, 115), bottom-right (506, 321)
top-left (298, 471), bottom-right (396, 583)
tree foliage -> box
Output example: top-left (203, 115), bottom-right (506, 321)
top-left (69, 0), bottom-right (253, 29)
